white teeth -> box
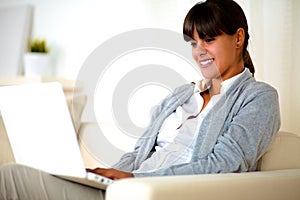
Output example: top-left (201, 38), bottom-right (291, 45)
top-left (200, 59), bottom-right (214, 65)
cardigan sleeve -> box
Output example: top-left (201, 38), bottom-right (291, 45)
top-left (133, 83), bottom-right (281, 177)
top-left (112, 84), bottom-right (195, 172)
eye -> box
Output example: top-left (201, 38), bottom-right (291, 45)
top-left (190, 41), bottom-right (197, 48)
top-left (205, 37), bottom-right (215, 43)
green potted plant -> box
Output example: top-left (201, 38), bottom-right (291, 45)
top-left (23, 38), bottom-right (52, 76)
top-left (29, 38), bottom-right (49, 53)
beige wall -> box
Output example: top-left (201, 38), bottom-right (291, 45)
top-left (0, 0), bottom-right (198, 79)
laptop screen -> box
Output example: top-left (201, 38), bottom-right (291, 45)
top-left (0, 82), bottom-right (86, 177)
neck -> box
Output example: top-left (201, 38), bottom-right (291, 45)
top-left (210, 65), bottom-right (245, 95)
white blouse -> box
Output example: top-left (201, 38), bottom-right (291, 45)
top-left (134, 69), bottom-right (246, 173)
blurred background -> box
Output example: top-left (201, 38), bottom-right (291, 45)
top-left (0, 0), bottom-right (299, 135)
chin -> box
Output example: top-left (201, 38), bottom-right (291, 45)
top-left (200, 68), bottom-right (221, 80)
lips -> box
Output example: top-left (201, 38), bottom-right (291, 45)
top-left (200, 58), bottom-right (214, 67)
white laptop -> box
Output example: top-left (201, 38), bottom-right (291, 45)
top-left (0, 82), bottom-right (113, 189)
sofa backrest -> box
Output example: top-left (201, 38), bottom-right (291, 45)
top-left (257, 131), bottom-right (300, 171)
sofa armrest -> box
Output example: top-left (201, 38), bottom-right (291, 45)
top-left (106, 169), bottom-right (300, 200)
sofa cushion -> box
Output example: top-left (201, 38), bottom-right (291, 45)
top-left (0, 116), bottom-right (15, 164)
top-left (257, 131), bottom-right (300, 171)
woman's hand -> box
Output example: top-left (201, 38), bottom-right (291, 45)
top-left (86, 168), bottom-right (134, 180)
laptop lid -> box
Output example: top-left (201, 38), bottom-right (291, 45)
top-left (0, 82), bottom-right (86, 177)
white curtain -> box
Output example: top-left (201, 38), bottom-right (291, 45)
top-left (243, 0), bottom-right (300, 134)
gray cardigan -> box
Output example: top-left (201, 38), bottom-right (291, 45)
top-left (112, 69), bottom-right (281, 177)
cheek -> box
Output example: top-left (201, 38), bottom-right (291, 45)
top-left (192, 49), bottom-right (198, 61)
top-left (212, 47), bottom-right (226, 63)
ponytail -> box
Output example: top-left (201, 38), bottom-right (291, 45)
top-left (243, 50), bottom-right (255, 77)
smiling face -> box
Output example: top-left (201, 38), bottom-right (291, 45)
top-left (191, 28), bottom-right (245, 81)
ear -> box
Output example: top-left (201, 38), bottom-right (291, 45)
top-left (235, 28), bottom-right (245, 48)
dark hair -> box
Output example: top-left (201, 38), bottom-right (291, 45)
top-left (183, 0), bottom-right (255, 76)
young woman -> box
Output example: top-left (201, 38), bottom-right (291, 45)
top-left (0, 0), bottom-right (280, 199)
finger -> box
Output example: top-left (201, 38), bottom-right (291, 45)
top-left (86, 168), bottom-right (99, 172)
top-left (86, 168), bottom-right (102, 173)
top-left (86, 168), bottom-right (94, 173)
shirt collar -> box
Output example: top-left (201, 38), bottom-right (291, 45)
top-left (193, 79), bottom-right (211, 93)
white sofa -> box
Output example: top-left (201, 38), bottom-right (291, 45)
top-left (78, 123), bottom-right (300, 200)
top-left (1, 102), bottom-right (300, 199)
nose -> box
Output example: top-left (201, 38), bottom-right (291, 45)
top-left (199, 49), bottom-right (207, 57)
